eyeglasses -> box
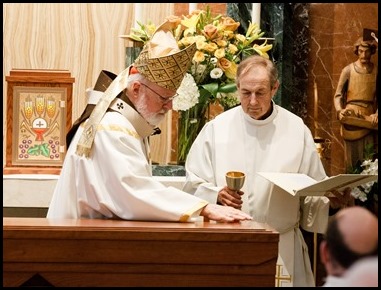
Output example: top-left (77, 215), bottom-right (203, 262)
top-left (140, 83), bottom-right (178, 104)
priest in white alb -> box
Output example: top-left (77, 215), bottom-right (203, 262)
top-left (183, 55), bottom-right (353, 287)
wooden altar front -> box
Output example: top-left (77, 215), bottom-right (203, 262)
top-left (3, 218), bottom-right (279, 287)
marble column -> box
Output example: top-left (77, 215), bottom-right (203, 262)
top-left (251, 3), bottom-right (261, 27)
top-left (227, 3), bottom-right (310, 119)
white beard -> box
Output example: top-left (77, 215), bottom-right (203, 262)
top-left (135, 95), bottom-right (166, 126)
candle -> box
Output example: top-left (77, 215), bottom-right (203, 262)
top-left (189, 3), bottom-right (197, 14)
top-left (314, 81), bottom-right (318, 136)
top-left (134, 4), bottom-right (143, 29)
top-left (251, 3), bottom-right (261, 27)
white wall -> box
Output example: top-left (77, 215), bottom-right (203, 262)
top-left (4, 175), bottom-right (185, 209)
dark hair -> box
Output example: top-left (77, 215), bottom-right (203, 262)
top-left (353, 37), bottom-right (378, 55)
top-left (325, 215), bottom-right (378, 269)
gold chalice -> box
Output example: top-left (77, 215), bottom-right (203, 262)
top-left (226, 171), bottom-right (246, 191)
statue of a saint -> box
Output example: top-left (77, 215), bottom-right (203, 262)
top-left (334, 37), bottom-right (378, 171)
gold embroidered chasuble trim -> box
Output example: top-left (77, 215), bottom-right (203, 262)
top-left (76, 66), bottom-right (132, 157)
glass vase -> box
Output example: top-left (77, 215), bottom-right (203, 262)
top-left (177, 102), bottom-right (209, 165)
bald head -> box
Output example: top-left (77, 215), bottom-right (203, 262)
top-left (321, 206), bottom-right (378, 278)
top-left (336, 206), bottom-right (378, 254)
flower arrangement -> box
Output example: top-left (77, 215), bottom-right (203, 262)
top-left (126, 5), bottom-right (273, 111)
top-left (350, 144), bottom-right (378, 214)
top-left (125, 6), bottom-right (273, 163)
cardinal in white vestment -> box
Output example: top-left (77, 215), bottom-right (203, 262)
top-left (46, 21), bottom-right (252, 224)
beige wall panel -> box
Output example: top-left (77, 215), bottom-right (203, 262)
top-left (3, 3), bottom-right (174, 166)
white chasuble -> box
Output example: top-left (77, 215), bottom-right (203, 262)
top-left (47, 89), bottom-right (208, 222)
top-left (184, 104), bottom-right (330, 286)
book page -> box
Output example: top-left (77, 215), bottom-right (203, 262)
top-left (256, 172), bottom-right (317, 196)
top-left (296, 174), bottom-right (378, 196)
top-left (257, 172), bottom-right (377, 197)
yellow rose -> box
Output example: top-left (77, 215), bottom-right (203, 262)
top-left (225, 62), bottom-right (237, 80)
top-left (196, 39), bottom-right (207, 50)
top-left (179, 36), bottom-right (196, 47)
top-left (217, 58), bottom-right (237, 79)
top-left (194, 35), bottom-right (206, 42)
top-left (220, 16), bottom-right (240, 32)
top-left (223, 30), bottom-right (234, 40)
top-left (216, 39), bottom-right (227, 47)
top-left (204, 42), bottom-right (218, 53)
top-left (214, 48), bottom-right (225, 59)
top-left (202, 24), bottom-right (219, 40)
top-left (193, 51), bottom-right (205, 63)
top-left (228, 44), bottom-right (238, 54)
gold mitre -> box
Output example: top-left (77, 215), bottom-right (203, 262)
top-left (75, 21), bottom-right (196, 158)
top-left (134, 21), bottom-right (197, 91)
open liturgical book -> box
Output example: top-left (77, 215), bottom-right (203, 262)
top-left (257, 172), bottom-right (378, 197)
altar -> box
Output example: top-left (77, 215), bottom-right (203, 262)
top-left (3, 217), bottom-right (279, 287)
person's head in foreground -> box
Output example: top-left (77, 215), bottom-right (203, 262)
top-left (320, 206), bottom-right (378, 280)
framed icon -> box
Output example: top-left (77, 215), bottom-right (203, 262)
top-left (4, 69), bottom-right (74, 174)
top-left (12, 86), bottom-right (67, 167)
